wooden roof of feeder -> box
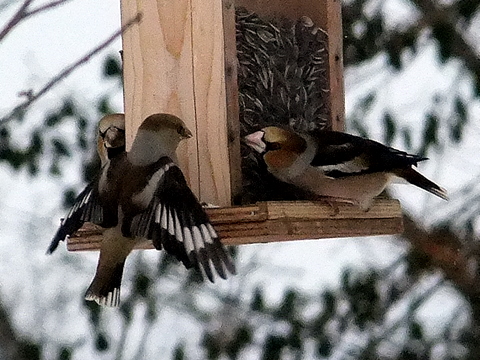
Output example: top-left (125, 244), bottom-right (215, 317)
top-left (67, 0), bottom-right (403, 252)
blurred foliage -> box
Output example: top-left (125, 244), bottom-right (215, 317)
top-left (2, 1), bottom-right (480, 359)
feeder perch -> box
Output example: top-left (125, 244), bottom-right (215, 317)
top-left (67, 0), bottom-right (403, 252)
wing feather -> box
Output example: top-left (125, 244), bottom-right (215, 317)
top-left (130, 156), bottom-right (235, 281)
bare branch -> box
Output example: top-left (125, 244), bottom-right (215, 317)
top-left (0, 12), bottom-right (143, 126)
top-left (25, 0), bottom-right (72, 18)
top-left (0, 0), bottom-right (34, 42)
top-left (0, 0), bottom-right (72, 43)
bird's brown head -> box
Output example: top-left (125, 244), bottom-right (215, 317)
top-left (97, 113), bottom-right (126, 164)
top-left (139, 113), bottom-right (192, 140)
top-left (244, 126), bottom-right (307, 168)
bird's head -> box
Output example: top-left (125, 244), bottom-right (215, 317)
top-left (129, 113), bottom-right (193, 166)
top-left (138, 113), bottom-right (193, 141)
top-left (97, 113), bottom-right (126, 165)
top-left (244, 127), bottom-right (307, 169)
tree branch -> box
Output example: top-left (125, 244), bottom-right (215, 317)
top-left (25, 0), bottom-right (71, 18)
top-left (0, 12), bottom-right (142, 126)
top-left (0, 0), bottom-right (34, 42)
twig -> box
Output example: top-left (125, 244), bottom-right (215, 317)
top-left (0, 0), bottom-right (73, 43)
top-left (0, 12), bottom-right (142, 126)
top-left (0, 0), bottom-right (34, 42)
top-left (25, 0), bottom-right (71, 18)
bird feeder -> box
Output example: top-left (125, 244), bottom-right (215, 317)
top-left (67, 0), bottom-right (403, 252)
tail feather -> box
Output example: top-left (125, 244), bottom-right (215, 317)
top-left (394, 167), bottom-right (448, 201)
top-left (84, 261), bottom-right (125, 307)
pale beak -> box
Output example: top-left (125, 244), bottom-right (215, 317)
top-left (244, 131), bottom-right (266, 154)
top-left (104, 127), bottom-right (124, 148)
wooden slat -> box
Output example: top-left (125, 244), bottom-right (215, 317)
top-left (326, 0), bottom-right (345, 131)
top-left (66, 199), bottom-right (404, 251)
top-left (223, 0), bottom-right (243, 203)
top-left (120, 0), bottom-right (233, 206)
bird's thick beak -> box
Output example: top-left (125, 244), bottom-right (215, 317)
top-left (244, 131), bottom-right (266, 154)
top-left (104, 126), bottom-right (125, 148)
top-left (182, 127), bottom-right (193, 139)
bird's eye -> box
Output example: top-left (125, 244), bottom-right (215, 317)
top-left (266, 142), bottom-right (281, 151)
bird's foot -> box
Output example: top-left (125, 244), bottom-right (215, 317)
top-left (314, 196), bottom-right (356, 216)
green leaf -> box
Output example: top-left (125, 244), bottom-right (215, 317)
top-left (120, 301), bottom-right (133, 323)
top-left (402, 128), bottom-right (412, 149)
top-left (134, 272), bottom-right (151, 298)
top-left (97, 96), bottom-right (113, 115)
top-left (419, 113), bottom-right (438, 156)
top-left (251, 287), bottom-right (265, 312)
top-left (45, 114), bottom-right (61, 127)
top-left (29, 131), bottom-right (43, 154)
top-left (323, 290), bottom-right (336, 316)
top-left (316, 335), bottom-right (332, 357)
top-left (58, 347), bottom-right (72, 360)
top-left (226, 325), bottom-right (252, 358)
top-left (103, 56), bottom-right (122, 78)
top-left (52, 139), bottom-right (70, 157)
top-left (275, 289), bottom-right (297, 320)
top-left (95, 332), bottom-right (109, 352)
top-left (172, 343), bottom-right (185, 360)
top-left (18, 340), bottom-right (41, 360)
top-left (201, 333), bottom-right (221, 360)
top-left (77, 116), bottom-right (88, 131)
top-left (432, 22), bottom-right (453, 62)
top-left (410, 321), bottom-right (423, 340)
top-left (60, 99), bottom-right (75, 117)
top-left (450, 97), bottom-right (468, 143)
top-left (262, 335), bottom-right (286, 360)
top-left (383, 112), bottom-right (396, 146)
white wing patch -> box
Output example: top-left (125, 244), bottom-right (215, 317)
top-left (183, 227), bottom-right (195, 254)
top-left (319, 156), bottom-right (368, 174)
top-left (132, 162), bottom-right (173, 207)
top-left (65, 188), bottom-right (93, 223)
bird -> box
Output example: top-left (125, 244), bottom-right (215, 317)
top-left (48, 113), bottom-right (235, 307)
top-left (48, 113), bottom-right (127, 255)
top-left (244, 126), bottom-right (448, 210)
top-left (97, 113), bottom-right (126, 167)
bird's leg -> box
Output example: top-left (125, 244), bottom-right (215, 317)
top-left (313, 196), bottom-right (357, 216)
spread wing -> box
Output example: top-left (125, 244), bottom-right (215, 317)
top-left (130, 157), bottom-right (235, 282)
top-left (47, 181), bottom-right (104, 254)
top-left (309, 130), bottom-right (427, 178)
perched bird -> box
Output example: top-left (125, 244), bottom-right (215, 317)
top-left (48, 113), bottom-right (127, 255)
top-left (244, 126), bottom-right (448, 210)
top-left (97, 113), bottom-right (126, 167)
top-left (49, 113), bottom-right (235, 307)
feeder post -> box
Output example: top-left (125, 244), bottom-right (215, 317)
top-left (120, 0), bottom-right (241, 207)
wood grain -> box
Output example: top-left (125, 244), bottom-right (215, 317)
top-left (326, 0), bottom-right (345, 131)
top-left (66, 199), bottom-right (404, 251)
top-left (120, 0), bottom-right (232, 205)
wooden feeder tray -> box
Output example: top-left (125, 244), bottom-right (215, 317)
top-left (67, 0), bottom-right (404, 252)
top-left (67, 199), bottom-right (403, 251)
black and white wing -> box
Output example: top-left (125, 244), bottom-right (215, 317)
top-left (47, 181), bottom-right (105, 254)
top-left (309, 130), bottom-right (427, 177)
top-left (130, 157), bottom-right (235, 282)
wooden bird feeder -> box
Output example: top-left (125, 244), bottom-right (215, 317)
top-left (67, 0), bottom-right (403, 252)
